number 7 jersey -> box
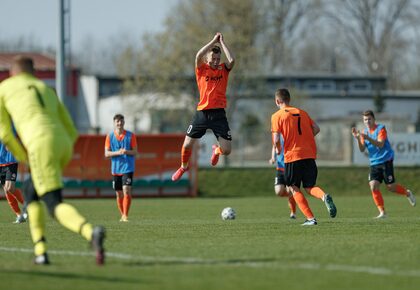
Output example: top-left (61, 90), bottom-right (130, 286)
top-left (271, 106), bottom-right (317, 163)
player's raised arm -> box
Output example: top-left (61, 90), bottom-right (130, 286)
top-left (195, 33), bottom-right (220, 68)
top-left (219, 33), bottom-right (235, 70)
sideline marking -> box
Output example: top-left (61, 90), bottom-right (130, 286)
top-left (1, 246), bottom-right (419, 277)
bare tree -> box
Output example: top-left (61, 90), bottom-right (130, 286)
top-left (259, 0), bottom-right (323, 73)
top-left (323, 0), bottom-right (420, 85)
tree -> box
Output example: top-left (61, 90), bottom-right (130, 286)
top-left (373, 90), bottom-right (385, 113)
top-left (259, 0), bottom-right (323, 74)
top-left (323, 0), bottom-right (420, 88)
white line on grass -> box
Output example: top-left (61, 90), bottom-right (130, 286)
top-left (1, 246), bottom-right (419, 278)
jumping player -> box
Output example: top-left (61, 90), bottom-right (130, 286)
top-left (351, 110), bottom-right (416, 218)
top-left (172, 32), bottom-right (235, 181)
top-left (105, 114), bottom-right (137, 222)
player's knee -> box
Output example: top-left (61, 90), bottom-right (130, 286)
top-left (4, 182), bottom-right (14, 193)
top-left (41, 190), bottom-right (63, 217)
top-left (221, 147), bottom-right (231, 155)
top-left (369, 181), bottom-right (378, 191)
top-left (183, 137), bottom-right (195, 148)
top-left (274, 185), bottom-right (285, 196)
top-left (115, 190), bottom-right (123, 198)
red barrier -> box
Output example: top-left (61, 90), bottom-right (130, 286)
top-left (18, 134), bottom-right (198, 198)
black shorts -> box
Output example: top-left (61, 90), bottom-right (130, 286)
top-left (274, 170), bottom-right (286, 186)
top-left (113, 173), bottom-right (133, 191)
top-left (285, 159), bottom-right (318, 188)
top-left (369, 160), bottom-right (395, 184)
top-left (0, 163), bottom-right (18, 185)
top-left (186, 109), bottom-right (232, 141)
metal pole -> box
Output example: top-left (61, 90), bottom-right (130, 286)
top-left (56, 0), bottom-right (66, 101)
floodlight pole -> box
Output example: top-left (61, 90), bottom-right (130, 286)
top-left (56, 0), bottom-right (66, 102)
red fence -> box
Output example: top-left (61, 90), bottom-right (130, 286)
top-left (19, 134), bottom-right (198, 198)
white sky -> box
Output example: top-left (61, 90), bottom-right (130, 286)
top-left (1, 0), bottom-right (178, 49)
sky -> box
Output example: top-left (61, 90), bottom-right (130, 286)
top-left (1, 0), bottom-right (178, 49)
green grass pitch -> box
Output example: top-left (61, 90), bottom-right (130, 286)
top-left (0, 195), bottom-right (419, 290)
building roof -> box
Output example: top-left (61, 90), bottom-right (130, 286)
top-left (0, 52), bottom-right (56, 71)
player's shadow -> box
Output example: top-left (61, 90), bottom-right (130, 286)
top-left (3, 269), bottom-right (142, 284)
top-left (125, 257), bottom-right (276, 267)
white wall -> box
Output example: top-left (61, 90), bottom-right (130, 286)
top-left (79, 76), bottom-right (99, 131)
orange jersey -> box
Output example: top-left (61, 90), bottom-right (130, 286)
top-left (196, 63), bottom-right (230, 110)
top-left (271, 106), bottom-right (317, 163)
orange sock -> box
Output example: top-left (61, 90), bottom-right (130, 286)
top-left (5, 193), bottom-right (21, 215)
top-left (307, 187), bottom-right (325, 200)
top-left (116, 195), bottom-right (124, 215)
top-left (215, 146), bottom-right (223, 155)
top-left (394, 184), bottom-right (407, 196)
top-left (288, 195), bottom-right (296, 214)
top-left (10, 189), bottom-right (24, 204)
top-left (371, 189), bottom-right (385, 209)
top-left (293, 191), bottom-right (314, 219)
top-left (181, 147), bottom-right (192, 168)
top-left (123, 194), bottom-right (132, 217)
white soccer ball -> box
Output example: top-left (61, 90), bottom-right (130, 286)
top-left (221, 207), bottom-right (236, 220)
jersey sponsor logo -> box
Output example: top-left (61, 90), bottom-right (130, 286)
top-left (205, 75), bottom-right (223, 82)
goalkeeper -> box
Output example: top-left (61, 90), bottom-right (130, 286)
top-left (0, 56), bottom-right (105, 265)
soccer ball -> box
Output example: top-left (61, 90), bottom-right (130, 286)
top-left (221, 207), bottom-right (236, 220)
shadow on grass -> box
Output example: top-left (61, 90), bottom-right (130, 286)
top-left (125, 257), bottom-right (276, 267)
top-left (2, 269), bottom-right (142, 284)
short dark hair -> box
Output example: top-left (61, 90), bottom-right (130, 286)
top-left (113, 114), bottom-right (124, 121)
top-left (13, 55), bottom-right (34, 74)
top-left (275, 88), bottom-right (291, 103)
top-left (211, 46), bottom-right (221, 54)
top-left (363, 110), bottom-right (375, 119)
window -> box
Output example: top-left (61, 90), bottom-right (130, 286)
top-left (348, 80), bottom-right (371, 92)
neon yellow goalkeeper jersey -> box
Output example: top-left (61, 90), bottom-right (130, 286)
top-left (0, 73), bottom-right (78, 163)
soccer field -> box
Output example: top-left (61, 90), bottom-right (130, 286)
top-left (0, 196), bottom-right (419, 290)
